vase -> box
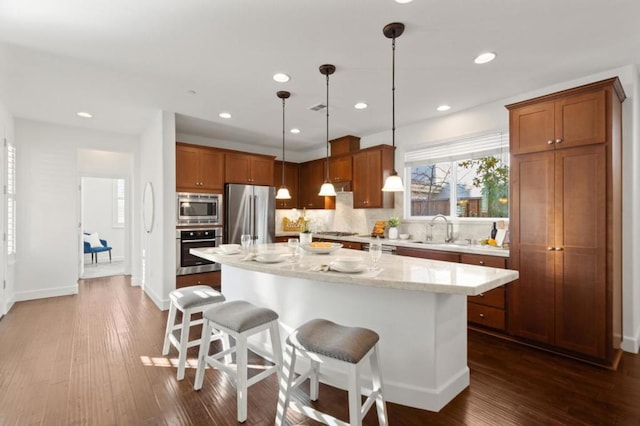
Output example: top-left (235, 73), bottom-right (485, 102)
top-left (388, 227), bottom-right (398, 240)
top-left (299, 232), bottom-right (312, 245)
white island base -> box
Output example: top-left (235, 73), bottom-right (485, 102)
top-left (221, 265), bottom-right (469, 412)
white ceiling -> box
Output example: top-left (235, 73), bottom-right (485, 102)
top-left (1, 0), bottom-right (639, 152)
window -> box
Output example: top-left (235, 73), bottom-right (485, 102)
top-left (405, 131), bottom-right (509, 219)
top-left (7, 141), bottom-right (16, 256)
top-left (112, 178), bottom-right (125, 227)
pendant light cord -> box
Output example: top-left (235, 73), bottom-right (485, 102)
top-left (281, 97), bottom-right (286, 186)
top-left (325, 73), bottom-right (330, 181)
top-left (391, 35), bottom-right (397, 174)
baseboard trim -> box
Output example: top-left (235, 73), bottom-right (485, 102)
top-left (15, 284), bottom-right (78, 302)
top-left (143, 285), bottom-right (169, 311)
top-left (622, 325), bottom-right (640, 353)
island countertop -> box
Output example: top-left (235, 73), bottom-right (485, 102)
top-left (191, 243), bottom-right (518, 296)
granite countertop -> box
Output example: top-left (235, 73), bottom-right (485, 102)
top-left (276, 232), bottom-right (510, 258)
top-left (191, 244), bottom-right (518, 296)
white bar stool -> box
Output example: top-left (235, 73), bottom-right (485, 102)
top-left (276, 318), bottom-right (388, 426)
top-left (162, 285), bottom-right (227, 380)
top-left (194, 300), bottom-right (283, 423)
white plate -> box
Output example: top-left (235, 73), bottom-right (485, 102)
top-left (255, 255), bottom-right (284, 264)
top-left (218, 249), bottom-right (241, 255)
top-left (330, 263), bottom-right (366, 273)
top-left (300, 243), bottom-right (343, 254)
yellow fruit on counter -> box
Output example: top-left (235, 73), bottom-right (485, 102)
top-left (487, 239), bottom-right (497, 246)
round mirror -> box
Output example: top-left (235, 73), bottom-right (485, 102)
top-left (143, 181), bottom-right (155, 234)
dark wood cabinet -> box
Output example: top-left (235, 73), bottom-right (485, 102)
top-left (507, 77), bottom-right (624, 366)
top-left (299, 159), bottom-right (335, 210)
top-left (395, 246), bottom-right (460, 262)
top-left (273, 161), bottom-right (299, 209)
top-left (462, 253), bottom-right (508, 331)
top-left (225, 152), bottom-right (274, 186)
top-left (176, 143), bottom-right (224, 192)
top-left (176, 271), bottom-right (221, 292)
top-left (328, 154), bottom-right (352, 183)
top-left (352, 146), bottom-right (394, 209)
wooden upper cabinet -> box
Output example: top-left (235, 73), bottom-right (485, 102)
top-left (352, 145), bottom-right (394, 209)
top-left (273, 161), bottom-right (299, 209)
top-left (298, 158), bottom-right (335, 210)
top-left (328, 154), bottom-right (352, 182)
top-left (507, 79), bottom-right (621, 155)
top-left (176, 143), bottom-right (224, 192)
top-left (225, 152), bottom-right (274, 186)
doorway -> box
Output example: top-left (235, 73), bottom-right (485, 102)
top-left (80, 176), bottom-right (127, 279)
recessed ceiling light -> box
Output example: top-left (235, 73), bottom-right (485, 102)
top-left (395, 0), bottom-right (414, 3)
top-left (437, 105), bottom-right (451, 112)
top-left (474, 52), bottom-right (496, 64)
top-left (273, 73), bottom-right (290, 83)
top-left (77, 112), bottom-right (93, 118)
top-left (290, 128), bottom-right (300, 134)
top-left (219, 112), bottom-right (231, 119)
top-left (354, 102), bottom-right (368, 110)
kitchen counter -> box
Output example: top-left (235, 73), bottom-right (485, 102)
top-left (276, 232), bottom-right (510, 258)
top-left (191, 244), bottom-right (518, 411)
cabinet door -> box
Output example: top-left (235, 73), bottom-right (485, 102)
top-left (274, 162), bottom-right (299, 209)
top-left (199, 149), bottom-right (224, 191)
top-left (329, 155), bottom-right (352, 182)
top-left (510, 100), bottom-right (555, 155)
top-left (554, 144), bottom-right (607, 357)
top-left (299, 159), bottom-right (334, 209)
top-left (225, 153), bottom-right (252, 183)
top-left (352, 151), bottom-right (370, 208)
top-left (352, 148), bottom-right (394, 209)
top-left (176, 145), bottom-right (202, 190)
top-left (555, 90), bottom-right (606, 150)
top-left (250, 156), bottom-right (274, 185)
top-left (509, 151), bottom-right (556, 344)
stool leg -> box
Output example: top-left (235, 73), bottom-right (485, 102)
top-left (370, 345), bottom-right (388, 426)
top-left (236, 333), bottom-right (248, 423)
top-left (269, 321), bottom-right (284, 378)
top-left (221, 331), bottom-right (232, 365)
top-left (194, 318), bottom-right (213, 391)
top-left (309, 359), bottom-right (320, 401)
top-left (176, 308), bottom-right (192, 380)
top-left (162, 302), bottom-right (177, 355)
top-left (347, 363), bottom-right (362, 426)
top-left (275, 344), bottom-right (297, 426)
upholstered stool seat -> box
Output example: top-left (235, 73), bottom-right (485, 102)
top-left (276, 319), bottom-right (388, 426)
top-left (162, 285), bottom-right (227, 380)
top-left (194, 300), bottom-right (283, 423)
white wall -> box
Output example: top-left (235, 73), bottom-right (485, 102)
top-left (138, 111), bottom-right (176, 310)
top-left (81, 177), bottom-right (125, 261)
top-left (14, 119), bottom-right (137, 301)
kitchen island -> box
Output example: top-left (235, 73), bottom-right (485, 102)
top-left (191, 244), bottom-right (518, 412)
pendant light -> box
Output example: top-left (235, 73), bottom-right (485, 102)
top-left (275, 90), bottom-right (292, 200)
top-left (381, 22), bottom-right (405, 192)
top-left (318, 64), bottom-right (337, 197)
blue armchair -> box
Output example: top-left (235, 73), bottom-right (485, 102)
top-left (83, 233), bottom-right (112, 263)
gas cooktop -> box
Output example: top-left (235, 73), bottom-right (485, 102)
top-left (315, 231), bottom-right (358, 237)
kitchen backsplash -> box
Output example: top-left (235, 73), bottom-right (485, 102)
top-left (275, 191), bottom-right (508, 244)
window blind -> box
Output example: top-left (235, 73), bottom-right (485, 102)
top-left (404, 131), bottom-right (509, 166)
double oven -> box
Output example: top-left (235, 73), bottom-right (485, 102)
top-left (176, 192), bottom-right (223, 276)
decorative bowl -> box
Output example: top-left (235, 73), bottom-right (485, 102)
top-left (331, 257), bottom-right (364, 271)
top-left (399, 233), bottom-right (411, 240)
top-left (300, 242), bottom-right (343, 254)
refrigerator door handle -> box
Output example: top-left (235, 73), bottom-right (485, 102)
top-left (252, 194), bottom-right (258, 241)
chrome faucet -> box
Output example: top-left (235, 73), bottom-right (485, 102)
top-left (429, 214), bottom-right (454, 243)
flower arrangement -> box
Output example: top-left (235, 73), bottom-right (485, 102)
top-left (387, 216), bottom-right (400, 228)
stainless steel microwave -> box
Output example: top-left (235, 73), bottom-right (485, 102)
top-left (176, 192), bottom-right (222, 226)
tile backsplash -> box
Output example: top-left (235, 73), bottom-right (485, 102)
top-left (275, 191), bottom-right (508, 243)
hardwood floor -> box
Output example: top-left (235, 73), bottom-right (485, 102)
top-left (1, 275), bottom-right (640, 425)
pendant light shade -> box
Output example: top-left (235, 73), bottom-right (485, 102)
top-left (275, 90), bottom-right (292, 200)
top-left (318, 64), bottom-right (337, 197)
top-left (381, 22), bottom-right (405, 192)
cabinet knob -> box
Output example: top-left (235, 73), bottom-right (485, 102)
top-left (555, 138), bottom-right (563, 144)
top-left (479, 261), bottom-right (485, 265)
top-left (555, 247), bottom-right (563, 251)
top-left (547, 140), bottom-right (554, 145)
top-left (547, 246), bottom-right (555, 251)
top-left (479, 293), bottom-right (484, 297)
top-left (479, 313), bottom-right (485, 318)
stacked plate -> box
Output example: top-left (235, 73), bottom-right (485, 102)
top-left (330, 257), bottom-right (366, 273)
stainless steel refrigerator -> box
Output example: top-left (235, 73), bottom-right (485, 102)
top-left (224, 183), bottom-right (276, 244)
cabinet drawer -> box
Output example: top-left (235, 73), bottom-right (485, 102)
top-left (468, 286), bottom-right (505, 308)
top-left (468, 303), bottom-right (506, 330)
top-left (341, 241), bottom-right (362, 250)
top-left (460, 254), bottom-right (507, 268)
top-left (176, 271), bottom-right (221, 291)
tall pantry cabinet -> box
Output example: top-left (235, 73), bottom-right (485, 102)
top-left (507, 78), bottom-right (625, 367)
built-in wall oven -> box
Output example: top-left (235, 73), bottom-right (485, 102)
top-left (176, 228), bottom-right (223, 275)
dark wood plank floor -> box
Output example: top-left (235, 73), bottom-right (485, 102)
top-left (1, 275), bottom-right (640, 425)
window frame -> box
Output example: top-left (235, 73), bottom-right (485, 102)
top-left (112, 178), bottom-right (125, 228)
